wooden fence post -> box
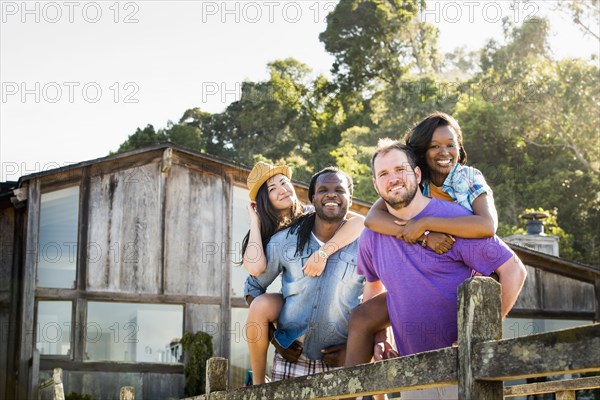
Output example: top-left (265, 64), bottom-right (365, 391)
top-left (458, 277), bottom-right (503, 399)
top-left (52, 368), bottom-right (65, 400)
top-left (120, 386), bottom-right (134, 400)
top-left (206, 357), bottom-right (228, 395)
top-left (556, 391), bottom-right (576, 400)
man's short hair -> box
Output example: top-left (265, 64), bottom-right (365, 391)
top-left (370, 138), bottom-right (418, 177)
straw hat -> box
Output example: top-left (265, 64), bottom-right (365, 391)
top-left (247, 162), bottom-right (292, 201)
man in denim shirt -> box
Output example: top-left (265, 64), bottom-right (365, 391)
top-left (244, 167), bottom-right (365, 380)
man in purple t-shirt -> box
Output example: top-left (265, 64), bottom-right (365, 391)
top-left (344, 139), bottom-right (527, 400)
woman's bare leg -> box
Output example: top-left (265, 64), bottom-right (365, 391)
top-left (244, 293), bottom-right (284, 385)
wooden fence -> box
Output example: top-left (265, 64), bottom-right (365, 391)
top-left (187, 277), bottom-right (600, 400)
top-left (37, 367), bottom-right (135, 400)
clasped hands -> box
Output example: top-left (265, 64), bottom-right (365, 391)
top-left (394, 218), bottom-right (455, 254)
top-left (268, 323), bottom-right (346, 367)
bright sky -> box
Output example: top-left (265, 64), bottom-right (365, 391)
top-left (1, 0), bottom-right (598, 181)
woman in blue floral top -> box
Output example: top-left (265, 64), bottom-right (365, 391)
top-left (365, 112), bottom-right (498, 253)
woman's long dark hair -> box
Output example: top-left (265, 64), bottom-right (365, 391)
top-left (241, 181), bottom-right (304, 259)
top-left (404, 112), bottom-right (467, 183)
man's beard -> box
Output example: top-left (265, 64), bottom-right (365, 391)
top-left (379, 180), bottom-right (418, 210)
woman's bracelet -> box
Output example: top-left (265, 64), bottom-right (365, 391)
top-left (421, 230), bottom-right (431, 248)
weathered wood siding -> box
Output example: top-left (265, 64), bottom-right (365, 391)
top-left (511, 265), bottom-right (595, 317)
top-left (541, 272), bottom-right (595, 313)
top-left (87, 164), bottom-right (163, 293)
top-left (164, 164), bottom-right (227, 297)
top-left (0, 207), bottom-right (15, 398)
top-left (0, 207), bottom-right (14, 293)
top-left (0, 312), bottom-right (9, 398)
top-left (512, 265), bottom-right (541, 310)
top-left (16, 180), bottom-right (41, 400)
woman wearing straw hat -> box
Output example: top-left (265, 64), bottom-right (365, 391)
top-left (241, 161), bottom-right (365, 385)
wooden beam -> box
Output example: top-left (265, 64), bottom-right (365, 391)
top-left (17, 179), bottom-right (40, 400)
top-left (511, 246), bottom-right (599, 284)
top-left (76, 167), bottom-right (91, 292)
top-left (222, 347), bottom-right (457, 400)
top-left (34, 288), bottom-right (222, 305)
top-left (474, 323), bottom-right (600, 380)
top-left (595, 275), bottom-right (600, 322)
top-left (38, 359), bottom-right (183, 373)
top-left (74, 168), bottom-right (91, 363)
top-left (504, 376), bottom-right (600, 397)
top-left (5, 209), bottom-right (25, 399)
top-left (508, 308), bottom-right (595, 320)
top-left (221, 176), bottom-right (232, 360)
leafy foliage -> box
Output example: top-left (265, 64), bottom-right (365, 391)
top-left (319, 0), bottom-right (432, 90)
top-left (112, 3), bottom-right (599, 265)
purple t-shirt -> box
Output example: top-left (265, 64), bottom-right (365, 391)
top-left (358, 198), bottom-right (514, 356)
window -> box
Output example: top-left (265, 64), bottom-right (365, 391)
top-left (37, 186), bottom-right (79, 288)
top-left (36, 301), bottom-right (72, 356)
top-left (86, 302), bottom-right (183, 363)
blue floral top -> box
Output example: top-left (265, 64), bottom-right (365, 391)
top-left (422, 164), bottom-right (492, 212)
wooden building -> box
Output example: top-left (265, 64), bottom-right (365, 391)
top-left (0, 144), bottom-right (598, 399)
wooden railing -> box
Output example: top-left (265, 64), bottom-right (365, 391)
top-left (504, 376), bottom-right (600, 399)
top-left (185, 277), bottom-right (600, 400)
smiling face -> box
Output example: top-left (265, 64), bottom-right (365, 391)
top-left (425, 125), bottom-right (460, 186)
top-left (312, 172), bottom-right (352, 222)
top-left (373, 149), bottom-right (421, 210)
top-left (266, 174), bottom-right (296, 212)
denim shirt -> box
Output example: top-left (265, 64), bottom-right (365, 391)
top-left (244, 226), bottom-right (364, 360)
top-left (422, 164), bottom-right (492, 212)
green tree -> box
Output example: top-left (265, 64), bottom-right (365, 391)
top-left (369, 75), bottom-right (460, 140)
top-left (319, 0), bottom-right (431, 90)
top-left (456, 16), bottom-right (600, 264)
top-left (113, 124), bottom-right (166, 154)
top-left (552, 0), bottom-right (600, 43)
top-left (330, 126), bottom-right (376, 201)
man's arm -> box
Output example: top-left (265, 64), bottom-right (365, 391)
top-left (495, 255), bottom-right (527, 318)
